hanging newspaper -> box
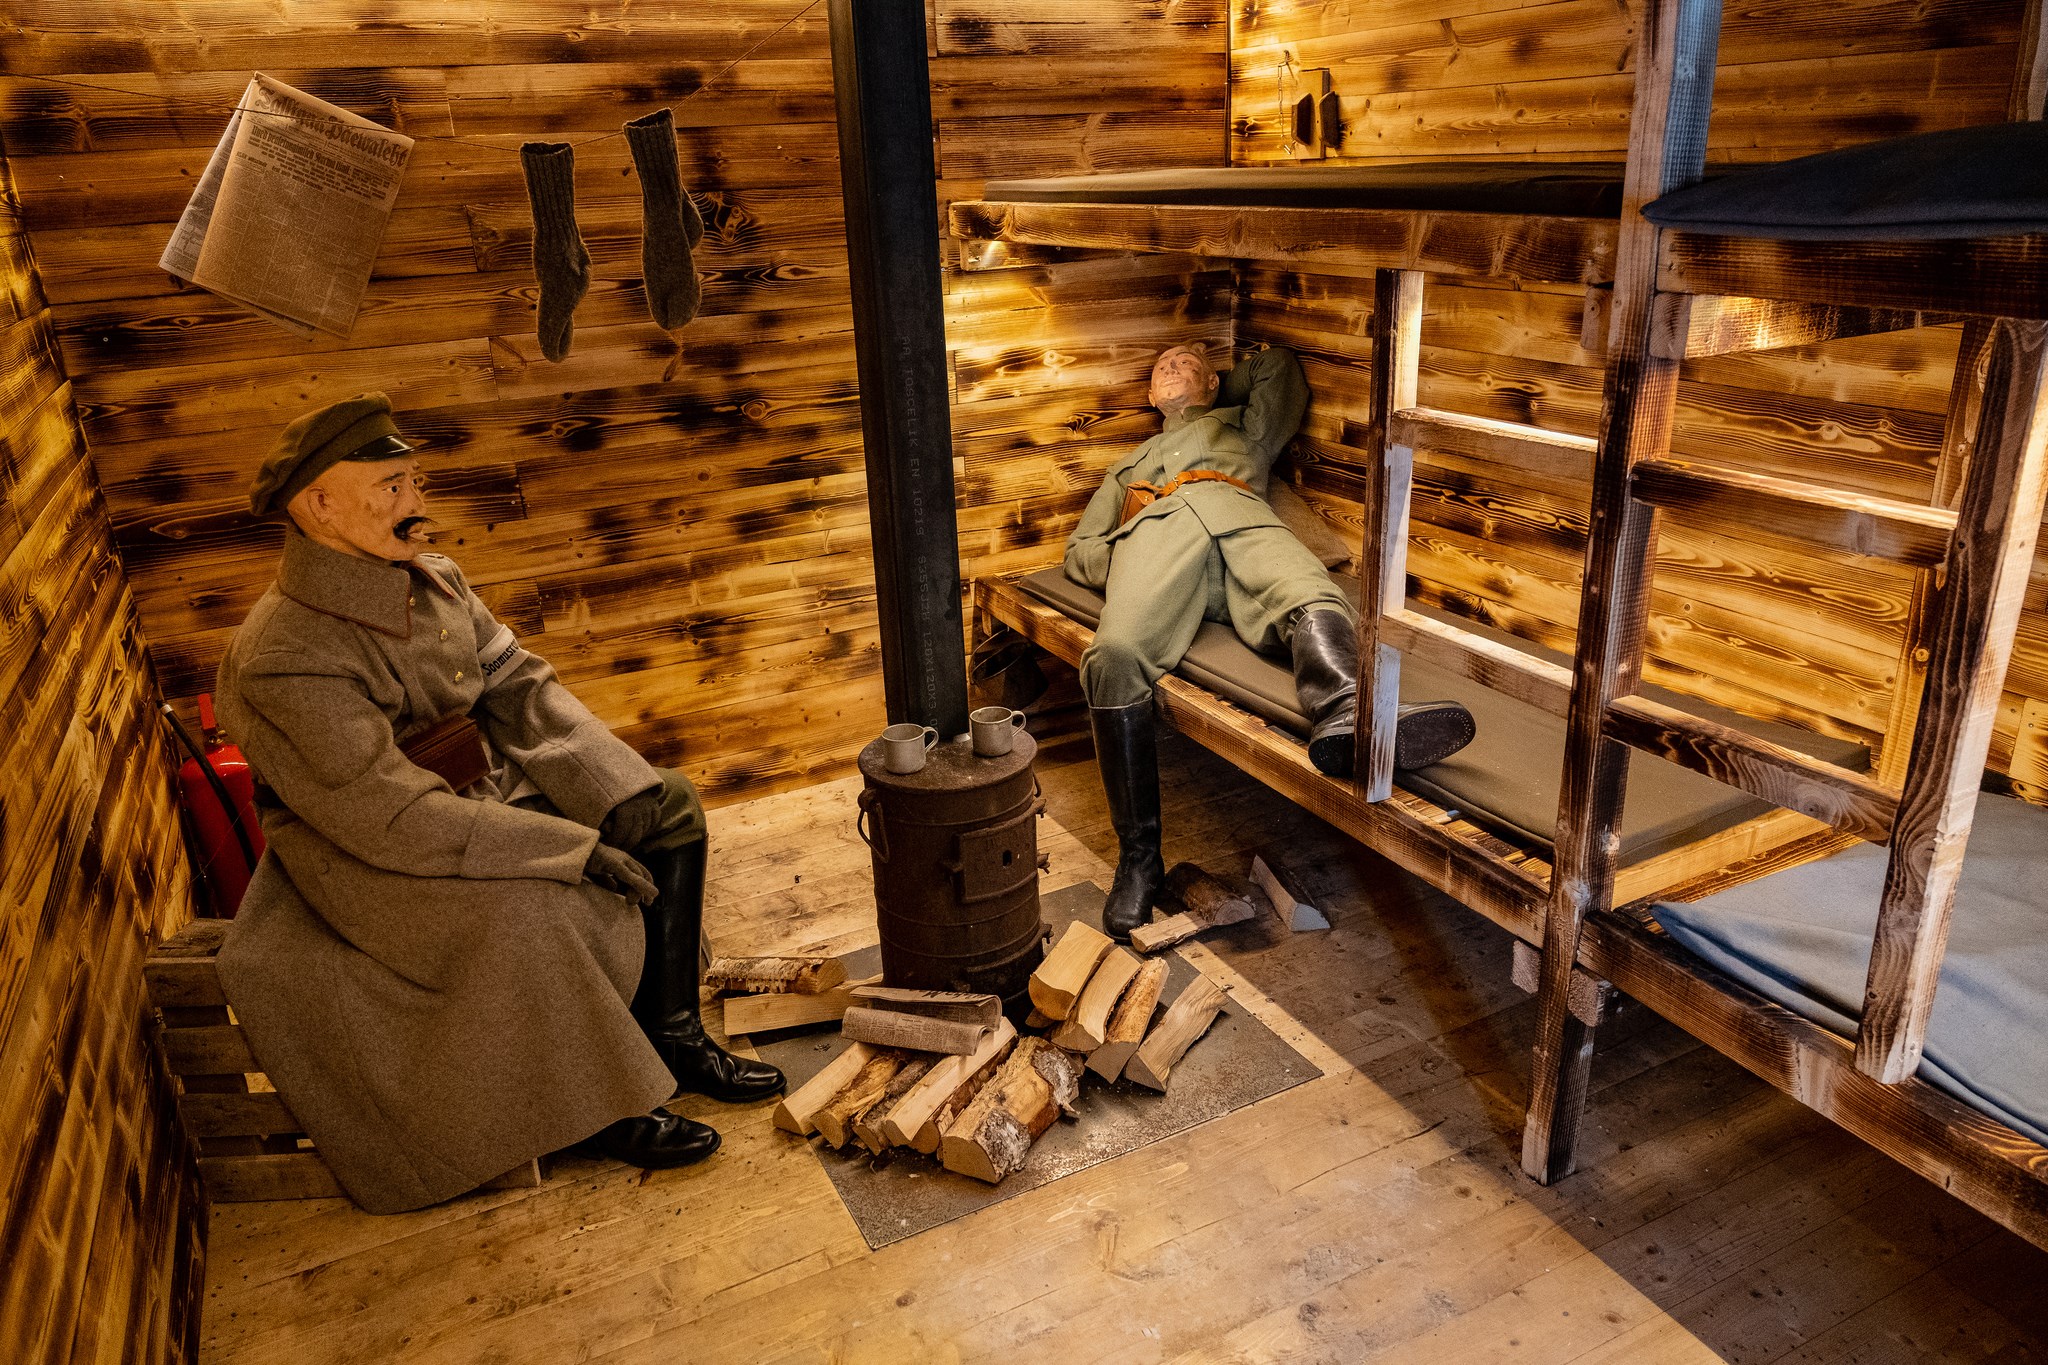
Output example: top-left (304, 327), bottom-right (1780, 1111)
top-left (159, 74), bottom-right (414, 340)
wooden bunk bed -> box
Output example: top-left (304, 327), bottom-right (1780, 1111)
top-left (951, 0), bottom-right (2048, 1248)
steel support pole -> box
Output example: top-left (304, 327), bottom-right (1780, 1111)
top-left (830, 0), bottom-right (969, 736)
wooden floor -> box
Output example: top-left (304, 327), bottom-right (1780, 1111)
top-left (199, 733), bottom-right (2048, 1365)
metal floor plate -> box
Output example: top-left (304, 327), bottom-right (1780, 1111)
top-left (754, 882), bottom-right (1321, 1249)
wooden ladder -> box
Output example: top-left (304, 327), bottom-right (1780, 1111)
top-left (1520, 0), bottom-right (2048, 1182)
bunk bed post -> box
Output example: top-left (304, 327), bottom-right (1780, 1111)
top-left (1520, 0), bottom-right (1724, 1184)
top-left (1355, 269), bottom-right (1425, 799)
top-left (1856, 320), bottom-right (2048, 1084)
top-left (828, 0), bottom-right (971, 735)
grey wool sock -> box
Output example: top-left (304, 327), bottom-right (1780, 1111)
top-left (519, 141), bottom-right (590, 363)
top-left (623, 108), bottom-right (704, 332)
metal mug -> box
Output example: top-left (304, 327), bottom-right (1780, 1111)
top-left (969, 705), bottom-right (1028, 757)
top-left (880, 722), bottom-right (940, 774)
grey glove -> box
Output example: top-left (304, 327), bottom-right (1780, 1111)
top-left (585, 842), bottom-right (657, 905)
top-left (600, 785), bottom-right (663, 852)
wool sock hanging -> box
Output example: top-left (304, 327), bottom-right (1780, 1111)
top-left (623, 108), bottom-right (704, 333)
top-left (519, 141), bottom-right (590, 363)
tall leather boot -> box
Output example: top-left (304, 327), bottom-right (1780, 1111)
top-left (1291, 610), bottom-right (1478, 777)
top-left (1091, 699), bottom-right (1168, 941)
top-left (633, 839), bottom-right (786, 1103)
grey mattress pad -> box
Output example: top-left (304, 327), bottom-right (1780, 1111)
top-left (1016, 566), bottom-right (1868, 863)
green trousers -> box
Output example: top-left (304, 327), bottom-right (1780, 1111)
top-left (1079, 504), bottom-right (1355, 709)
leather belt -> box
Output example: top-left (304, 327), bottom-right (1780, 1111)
top-left (1118, 469), bottom-right (1255, 526)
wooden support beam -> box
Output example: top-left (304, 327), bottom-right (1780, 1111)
top-left (1356, 268), bottom-right (1423, 799)
top-left (1387, 407), bottom-right (1596, 484)
top-left (948, 200), bottom-right (1619, 284)
top-left (1629, 458), bottom-right (1957, 566)
top-left (1523, 0), bottom-right (1723, 1188)
top-left (1603, 693), bottom-right (1899, 843)
top-left (1650, 292), bottom-right (1956, 359)
top-left (1378, 609), bottom-right (1574, 719)
top-left (1509, 940), bottom-right (1614, 1027)
top-left (1859, 319), bottom-right (2048, 1084)
top-left (1658, 233), bottom-right (2048, 322)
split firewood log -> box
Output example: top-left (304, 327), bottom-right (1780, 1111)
top-left (813, 1050), bottom-right (907, 1149)
top-left (703, 955), bottom-right (849, 995)
top-left (1087, 957), bottom-right (1170, 1083)
top-left (1028, 921), bottom-right (1114, 1020)
top-left (1049, 946), bottom-right (1141, 1053)
top-left (725, 975), bottom-right (881, 1035)
top-left (939, 1037), bottom-right (1083, 1183)
top-left (773, 1042), bottom-right (876, 1136)
top-left (878, 1018), bottom-right (1018, 1151)
top-left (1129, 864), bottom-right (1256, 953)
top-left (1250, 856), bottom-right (1329, 932)
top-left (1125, 976), bottom-right (1227, 1092)
top-left (851, 1055), bottom-right (935, 1154)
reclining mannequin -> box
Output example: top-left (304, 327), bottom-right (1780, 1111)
top-left (1063, 345), bottom-right (1477, 939)
top-left (212, 394), bottom-right (783, 1214)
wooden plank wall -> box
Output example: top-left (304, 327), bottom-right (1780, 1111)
top-left (0, 0), bottom-right (1229, 805)
top-left (0, 137), bottom-right (205, 1365)
top-left (1229, 0), bottom-right (2048, 769)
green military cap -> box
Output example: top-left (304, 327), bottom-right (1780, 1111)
top-left (249, 393), bottom-right (415, 519)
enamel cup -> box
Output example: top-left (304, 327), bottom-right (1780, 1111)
top-left (880, 722), bottom-right (940, 774)
top-left (969, 706), bottom-right (1028, 757)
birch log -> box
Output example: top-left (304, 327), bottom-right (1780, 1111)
top-left (939, 1038), bottom-right (1083, 1183)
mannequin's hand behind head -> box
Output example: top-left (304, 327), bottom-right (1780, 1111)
top-left (1148, 344), bottom-right (1219, 419)
top-left (288, 455), bottom-right (432, 564)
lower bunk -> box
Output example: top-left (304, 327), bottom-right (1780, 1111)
top-left (979, 567), bottom-right (1858, 936)
top-left (976, 568), bottom-right (2048, 1249)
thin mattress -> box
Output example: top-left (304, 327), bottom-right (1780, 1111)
top-left (1651, 792), bottom-right (2048, 1146)
top-left (1016, 566), bottom-right (1869, 864)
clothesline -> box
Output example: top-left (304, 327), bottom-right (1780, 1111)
top-left (7, 0), bottom-right (822, 158)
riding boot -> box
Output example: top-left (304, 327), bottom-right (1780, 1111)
top-left (1290, 610), bottom-right (1478, 776)
top-left (633, 839), bottom-right (786, 1103)
top-left (1090, 699), bottom-right (1169, 941)
top-left (571, 1106), bottom-right (720, 1169)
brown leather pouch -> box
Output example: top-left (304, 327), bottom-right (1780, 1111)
top-left (1118, 481), bottom-right (1163, 526)
top-left (400, 714), bottom-right (492, 792)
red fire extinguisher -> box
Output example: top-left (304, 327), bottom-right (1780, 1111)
top-left (164, 696), bottom-right (265, 918)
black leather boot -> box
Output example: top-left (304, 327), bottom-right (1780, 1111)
top-left (1091, 699), bottom-right (1168, 941)
top-left (1292, 608), bottom-right (1363, 777)
top-left (633, 839), bottom-right (786, 1103)
top-left (571, 1107), bottom-right (721, 1168)
top-left (1290, 610), bottom-right (1478, 776)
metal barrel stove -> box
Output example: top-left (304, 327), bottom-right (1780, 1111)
top-left (856, 732), bottom-right (1047, 1013)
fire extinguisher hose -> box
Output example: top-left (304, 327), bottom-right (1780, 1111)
top-left (160, 702), bottom-right (261, 875)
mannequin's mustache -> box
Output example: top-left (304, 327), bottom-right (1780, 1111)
top-left (394, 516), bottom-right (433, 542)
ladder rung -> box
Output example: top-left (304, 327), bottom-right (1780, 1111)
top-left (1604, 693), bottom-right (1898, 844)
top-left (1631, 459), bottom-right (1956, 565)
top-left (1380, 609), bottom-right (1573, 718)
top-left (1389, 408), bottom-right (1596, 482)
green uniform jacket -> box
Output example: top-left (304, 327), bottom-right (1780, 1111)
top-left (214, 531), bottom-right (676, 1213)
top-left (1062, 346), bottom-right (1310, 590)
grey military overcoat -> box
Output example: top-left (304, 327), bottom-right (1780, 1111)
top-left (214, 531), bottom-right (676, 1214)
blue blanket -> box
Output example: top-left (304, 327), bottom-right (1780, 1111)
top-left (1653, 793), bottom-right (2048, 1145)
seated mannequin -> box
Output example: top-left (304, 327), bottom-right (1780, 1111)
top-left (212, 394), bottom-right (784, 1214)
top-left (1062, 345), bottom-right (1477, 939)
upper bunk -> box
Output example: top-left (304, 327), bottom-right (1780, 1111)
top-left (948, 124), bottom-right (2048, 320)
